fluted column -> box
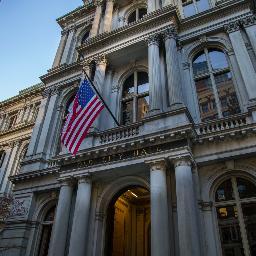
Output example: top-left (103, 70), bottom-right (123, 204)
top-left (225, 22), bottom-right (256, 101)
top-left (90, 1), bottom-right (103, 37)
top-left (68, 176), bottom-right (92, 256)
top-left (173, 158), bottom-right (200, 256)
top-left (164, 27), bottom-right (183, 108)
top-left (146, 159), bottom-right (170, 256)
top-left (48, 179), bottom-right (74, 256)
top-left (241, 15), bottom-right (256, 56)
top-left (103, 0), bottom-right (114, 32)
top-left (52, 30), bottom-right (68, 68)
top-left (147, 34), bottom-right (162, 113)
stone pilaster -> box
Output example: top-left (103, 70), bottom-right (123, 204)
top-left (68, 175), bottom-right (92, 256)
top-left (225, 21), bottom-right (256, 101)
top-left (241, 15), bottom-right (256, 56)
top-left (90, 1), bottom-right (103, 37)
top-left (48, 178), bottom-right (74, 256)
top-left (146, 159), bottom-right (170, 256)
top-left (172, 157), bottom-right (201, 256)
top-left (163, 27), bottom-right (183, 108)
top-left (103, 0), bottom-right (114, 32)
top-left (147, 34), bottom-right (162, 113)
top-left (52, 30), bottom-right (69, 68)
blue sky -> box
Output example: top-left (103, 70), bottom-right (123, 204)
top-left (0, 0), bottom-right (82, 101)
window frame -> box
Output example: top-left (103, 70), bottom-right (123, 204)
top-left (182, 0), bottom-right (211, 17)
top-left (121, 71), bottom-right (149, 125)
top-left (127, 7), bottom-right (147, 24)
top-left (192, 47), bottom-right (241, 122)
top-left (214, 176), bottom-right (256, 256)
top-left (0, 151), bottom-right (6, 168)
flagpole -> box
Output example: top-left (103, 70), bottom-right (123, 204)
top-left (83, 71), bottom-right (120, 127)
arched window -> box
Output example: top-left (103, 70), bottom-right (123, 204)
top-left (0, 151), bottom-right (6, 168)
top-left (38, 205), bottom-right (56, 256)
top-left (127, 8), bottom-right (147, 24)
top-left (122, 71), bottom-right (149, 125)
top-left (215, 177), bottom-right (256, 256)
top-left (81, 31), bottom-right (90, 44)
top-left (192, 48), bottom-right (240, 122)
top-left (182, 0), bottom-right (210, 17)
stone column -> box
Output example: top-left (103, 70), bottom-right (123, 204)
top-left (241, 15), bottom-right (256, 56)
top-left (163, 27), bottom-right (183, 108)
top-left (146, 159), bottom-right (170, 256)
top-left (173, 158), bottom-right (200, 256)
top-left (68, 176), bottom-right (92, 256)
top-left (26, 92), bottom-right (50, 157)
top-left (147, 34), bottom-right (162, 113)
top-left (103, 0), bottom-right (114, 33)
top-left (36, 87), bottom-right (59, 155)
top-left (60, 27), bottom-right (76, 65)
top-left (92, 55), bottom-right (107, 130)
top-left (90, 1), bottom-right (103, 37)
top-left (48, 179), bottom-right (74, 256)
top-left (52, 30), bottom-right (69, 68)
top-left (225, 22), bottom-right (256, 101)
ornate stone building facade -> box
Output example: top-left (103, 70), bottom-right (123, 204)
top-left (1, 0), bottom-right (256, 255)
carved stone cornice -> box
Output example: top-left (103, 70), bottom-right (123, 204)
top-left (224, 21), bottom-right (240, 33)
top-left (241, 15), bottom-right (256, 28)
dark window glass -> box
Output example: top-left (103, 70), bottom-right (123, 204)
top-left (209, 50), bottom-right (229, 71)
top-left (242, 203), bottom-right (256, 255)
top-left (215, 72), bottom-right (241, 116)
top-left (81, 31), bottom-right (90, 44)
top-left (237, 179), bottom-right (256, 199)
top-left (138, 96), bottom-right (149, 121)
top-left (193, 51), bottom-right (208, 76)
top-left (123, 74), bottom-right (135, 97)
top-left (137, 72), bottom-right (149, 94)
top-left (215, 179), bottom-right (234, 202)
top-left (138, 8), bottom-right (147, 19)
top-left (128, 10), bottom-right (136, 24)
top-left (8, 114), bottom-right (17, 129)
top-left (122, 101), bottom-right (133, 124)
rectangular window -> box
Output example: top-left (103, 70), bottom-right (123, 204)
top-left (182, 0), bottom-right (210, 17)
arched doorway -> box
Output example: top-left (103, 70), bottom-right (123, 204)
top-left (105, 186), bottom-right (150, 256)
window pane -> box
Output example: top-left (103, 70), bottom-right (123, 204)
top-left (216, 206), bottom-right (244, 256)
top-left (196, 0), bottom-right (209, 12)
top-left (242, 203), bottom-right (256, 255)
top-left (209, 50), bottom-right (229, 71)
top-left (123, 74), bottom-right (135, 97)
top-left (138, 96), bottom-right (149, 121)
top-left (128, 10), bottom-right (136, 24)
top-left (137, 72), bottom-right (149, 94)
top-left (237, 178), bottom-right (256, 199)
top-left (122, 101), bottom-right (133, 124)
top-left (183, 2), bottom-right (196, 17)
top-left (195, 77), bottom-right (218, 122)
top-left (215, 72), bottom-right (241, 117)
top-left (138, 8), bottom-right (147, 19)
top-left (193, 51), bottom-right (208, 76)
top-left (216, 179), bottom-right (234, 202)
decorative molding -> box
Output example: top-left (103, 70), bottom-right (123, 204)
top-left (163, 26), bottom-right (177, 40)
top-left (146, 33), bottom-right (160, 46)
top-left (224, 21), bottom-right (240, 33)
top-left (145, 158), bottom-right (167, 171)
top-left (173, 157), bottom-right (192, 168)
top-left (241, 15), bottom-right (256, 28)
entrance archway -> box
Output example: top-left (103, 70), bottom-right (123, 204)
top-left (105, 186), bottom-right (150, 256)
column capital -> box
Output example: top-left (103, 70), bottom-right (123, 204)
top-left (145, 158), bottom-right (167, 171)
top-left (163, 27), bottom-right (177, 41)
top-left (241, 15), bottom-right (256, 28)
top-left (95, 0), bottom-right (103, 6)
top-left (95, 55), bottom-right (108, 66)
top-left (146, 34), bottom-right (160, 46)
top-left (77, 174), bottom-right (91, 184)
top-left (224, 21), bottom-right (240, 33)
top-left (58, 177), bottom-right (75, 187)
top-left (172, 156), bottom-right (193, 168)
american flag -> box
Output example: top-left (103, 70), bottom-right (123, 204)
top-left (61, 78), bottom-right (104, 155)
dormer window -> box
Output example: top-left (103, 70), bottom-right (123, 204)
top-left (127, 8), bottom-right (147, 24)
top-left (182, 0), bottom-right (210, 17)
